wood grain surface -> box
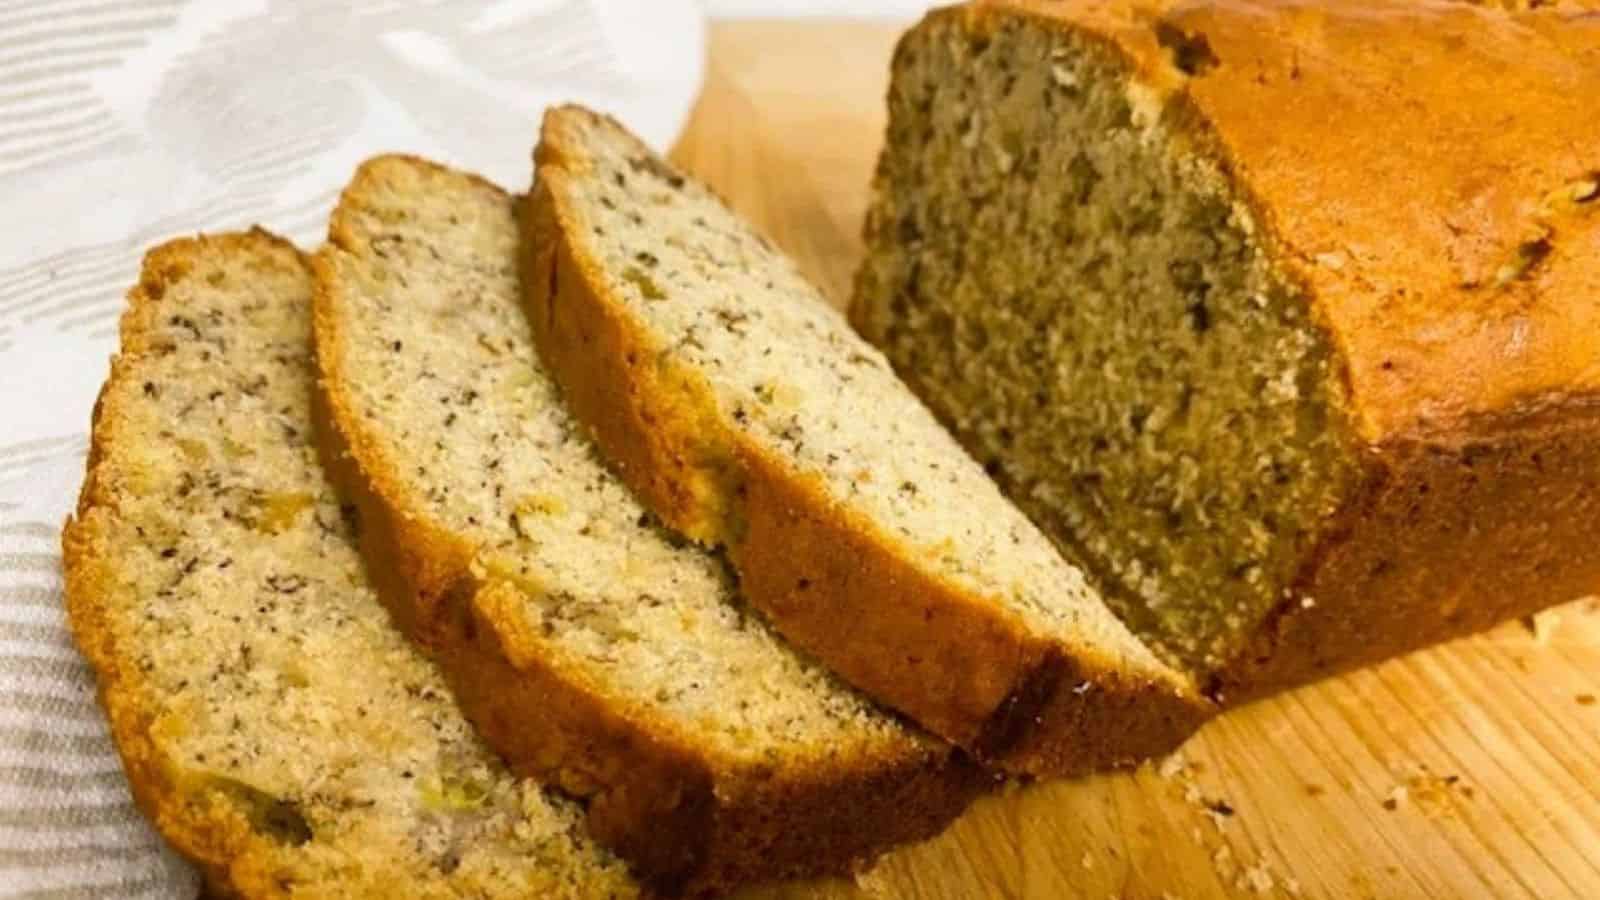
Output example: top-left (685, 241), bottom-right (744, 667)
top-left (675, 20), bottom-right (1600, 900)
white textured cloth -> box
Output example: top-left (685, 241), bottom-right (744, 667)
top-left (0, 2), bottom-right (704, 896)
top-left (705, 0), bottom-right (936, 16)
top-left (1, 453), bottom-right (198, 900)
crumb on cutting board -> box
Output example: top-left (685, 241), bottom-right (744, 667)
top-left (1385, 764), bottom-right (1476, 815)
top-left (1149, 750), bottom-right (1305, 896)
top-left (1522, 608), bottom-right (1561, 644)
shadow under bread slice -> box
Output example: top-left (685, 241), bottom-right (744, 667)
top-left (61, 230), bottom-right (636, 899)
top-left (526, 106), bottom-right (1211, 778)
top-left (311, 155), bottom-right (985, 896)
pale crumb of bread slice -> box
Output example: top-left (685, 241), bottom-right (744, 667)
top-left (525, 106), bottom-right (1213, 777)
top-left (61, 230), bottom-right (636, 899)
top-left (311, 156), bottom-right (984, 895)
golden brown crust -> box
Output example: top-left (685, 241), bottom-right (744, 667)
top-left (313, 157), bottom-right (983, 894)
top-left (527, 125), bottom-right (1210, 777)
top-left (61, 229), bottom-right (312, 900)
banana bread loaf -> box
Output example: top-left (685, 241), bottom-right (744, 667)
top-left (62, 230), bottom-right (637, 899)
top-left (312, 156), bottom-right (982, 895)
top-left (852, 0), bottom-right (1600, 699)
top-left (526, 105), bottom-right (1211, 777)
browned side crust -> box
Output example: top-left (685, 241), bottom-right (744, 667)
top-left (61, 230), bottom-right (324, 900)
top-left (524, 146), bottom-right (1209, 777)
top-left (1216, 401), bottom-right (1600, 701)
top-left (311, 157), bottom-right (984, 895)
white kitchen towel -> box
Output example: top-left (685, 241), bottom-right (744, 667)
top-left (0, 2), bottom-right (705, 896)
top-left (0, 452), bottom-right (200, 900)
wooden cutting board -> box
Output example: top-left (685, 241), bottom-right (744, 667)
top-left (672, 20), bottom-right (1600, 900)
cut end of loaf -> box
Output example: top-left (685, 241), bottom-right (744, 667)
top-left (852, 8), bottom-right (1362, 676)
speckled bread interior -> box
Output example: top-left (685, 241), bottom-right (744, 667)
top-left (526, 105), bottom-right (1211, 778)
top-left (61, 230), bottom-right (637, 900)
top-left (851, 0), bottom-right (1600, 698)
top-left (312, 155), bottom-right (983, 895)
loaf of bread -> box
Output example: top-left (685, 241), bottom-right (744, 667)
top-left (852, 0), bottom-right (1600, 699)
top-left (525, 105), bottom-right (1210, 777)
top-left (312, 155), bottom-right (983, 894)
top-left (61, 231), bottom-right (637, 898)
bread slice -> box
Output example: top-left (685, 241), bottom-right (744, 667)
top-left (61, 230), bottom-right (636, 899)
top-left (311, 156), bottom-right (982, 894)
top-left (524, 106), bottom-right (1210, 777)
top-left (849, 1), bottom-right (1600, 699)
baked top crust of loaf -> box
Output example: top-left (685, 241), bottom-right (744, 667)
top-left (989, 0), bottom-right (1600, 441)
top-left (526, 105), bottom-right (1210, 777)
top-left (851, 0), bottom-right (1600, 698)
top-left (311, 156), bottom-right (980, 894)
top-left (61, 230), bottom-right (636, 899)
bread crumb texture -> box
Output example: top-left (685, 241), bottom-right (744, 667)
top-left (538, 104), bottom-right (1188, 695)
top-left (853, 0), bottom-right (1600, 689)
top-left (62, 230), bottom-right (636, 899)
top-left (314, 157), bottom-right (978, 891)
top-left (318, 154), bottom-right (920, 771)
top-left (852, 6), bottom-right (1356, 673)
